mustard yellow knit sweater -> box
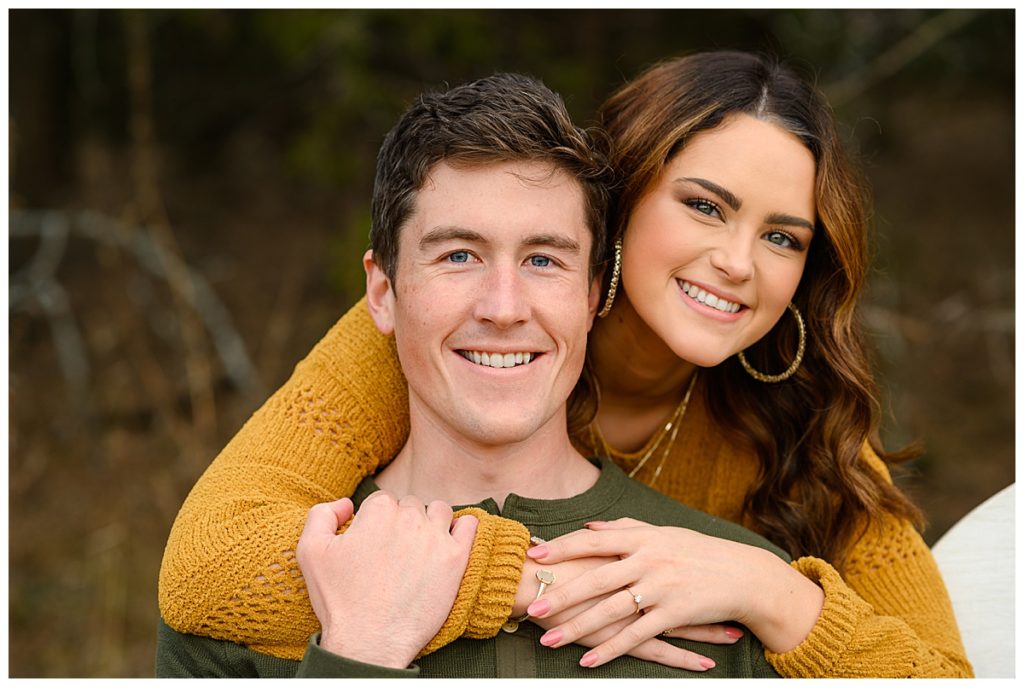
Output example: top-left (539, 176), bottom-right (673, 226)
top-left (158, 298), bottom-right (972, 678)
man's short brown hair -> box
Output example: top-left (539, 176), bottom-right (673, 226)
top-left (370, 73), bottom-right (611, 284)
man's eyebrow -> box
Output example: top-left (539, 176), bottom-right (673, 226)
top-left (419, 227), bottom-right (581, 253)
top-left (522, 233), bottom-right (581, 253)
top-left (766, 212), bottom-right (815, 232)
top-left (419, 226), bottom-right (486, 248)
top-left (679, 177), bottom-right (742, 211)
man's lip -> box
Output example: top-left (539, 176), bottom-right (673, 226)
top-left (454, 349), bottom-right (546, 369)
top-left (455, 347), bottom-right (544, 355)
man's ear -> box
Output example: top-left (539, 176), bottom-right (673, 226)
top-left (364, 249), bottom-right (396, 336)
top-left (586, 265), bottom-right (605, 331)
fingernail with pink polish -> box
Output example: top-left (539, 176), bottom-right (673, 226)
top-left (584, 521), bottom-right (605, 528)
top-left (539, 629), bottom-right (561, 646)
top-left (699, 657), bottom-right (716, 670)
top-left (724, 627), bottom-right (744, 639)
top-left (527, 599), bottom-right (550, 617)
top-left (526, 545), bottom-right (548, 558)
top-left (580, 651), bottom-right (598, 668)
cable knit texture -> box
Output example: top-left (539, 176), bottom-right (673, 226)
top-left (158, 297), bottom-right (971, 677)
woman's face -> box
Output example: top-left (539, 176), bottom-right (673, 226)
top-left (619, 113), bottom-right (816, 368)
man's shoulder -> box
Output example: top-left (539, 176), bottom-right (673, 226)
top-left (600, 458), bottom-right (790, 561)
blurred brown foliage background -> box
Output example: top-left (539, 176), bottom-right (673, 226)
top-left (8, 8), bottom-right (1013, 677)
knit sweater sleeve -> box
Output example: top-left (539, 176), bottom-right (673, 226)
top-left (764, 445), bottom-right (972, 678)
top-left (157, 296), bottom-right (530, 662)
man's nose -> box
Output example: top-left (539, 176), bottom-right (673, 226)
top-left (473, 264), bottom-right (530, 328)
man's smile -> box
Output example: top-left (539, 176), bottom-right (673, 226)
top-left (457, 349), bottom-right (540, 369)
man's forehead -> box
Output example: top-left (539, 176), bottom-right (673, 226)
top-left (399, 159), bottom-right (593, 251)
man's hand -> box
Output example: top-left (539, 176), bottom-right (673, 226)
top-left (296, 492), bottom-right (478, 668)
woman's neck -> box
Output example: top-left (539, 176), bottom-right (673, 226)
top-left (588, 293), bottom-right (699, 451)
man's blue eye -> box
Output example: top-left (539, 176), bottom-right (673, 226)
top-left (530, 255), bottom-right (551, 268)
top-left (448, 251), bottom-right (470, 263)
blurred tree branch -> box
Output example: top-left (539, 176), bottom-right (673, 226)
top-left (124, 10), bottom-right (219, 446)
top-left (826, 9), bottom-right (982, 107)
top-left (9, 210), bottom-right (264, 413)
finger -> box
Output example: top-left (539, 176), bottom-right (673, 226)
top-left (449, 513), bottom-right (479, 548)
top-left (358, 489), bottom-right (398, 516)
top-left (585, 517), bottom-right (646, 530)
top-left (539, 588), bottom-right (641, 647)
top-left (579, 611), bottom-right (691, 669)
top-left (527, 527), bottom-right (644, 563)
top-left (361, 489), bottom-right (395, 505)
top-left (301, 500), bottom-right (353, 541)
top-left (426, 499), bottom-right (454, 526)
top-left (331, 498), bottom-right (356, 534)
top-left (326, 497), bottom-right (355, 524)
top-left (620, 637), bottom-right (716, 672)
top-left (662, 623), bottom-right (743, 644)
top-left (528, 560), bottom-right (635, 618)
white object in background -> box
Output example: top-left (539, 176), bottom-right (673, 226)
top-left (931, 483), bottom-right (1015, 678)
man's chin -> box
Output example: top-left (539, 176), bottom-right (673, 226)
top-left (453, 413), bottom-right (557, 449)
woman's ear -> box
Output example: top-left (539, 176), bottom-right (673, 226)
top-left (364, 249), bottom-right (396, 336)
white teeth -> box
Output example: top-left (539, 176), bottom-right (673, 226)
top-left (460, 350), bottom-right (535, 369)
top-left (681, 281), bottom-right (741, 313)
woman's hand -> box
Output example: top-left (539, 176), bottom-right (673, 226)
top-left (524, 518), bottom-right (824, 668)
top-left (518, 552), bottom-right (741, 671)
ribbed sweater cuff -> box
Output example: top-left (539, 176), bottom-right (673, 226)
top-left (764, 556), bottom-right (870, 678)
top-left (418, 509), bottom-right (530, 656)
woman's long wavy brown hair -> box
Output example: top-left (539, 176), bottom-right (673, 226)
top-left (589, 51), bottom-right (923, 570)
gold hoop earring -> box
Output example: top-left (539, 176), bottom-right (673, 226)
top-left (597, 238), bottom-right (622, 318)
top-left (737, 303), bottom-right (806, 383)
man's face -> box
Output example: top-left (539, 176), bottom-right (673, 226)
top-left (366, 160), bottom-right (599, 449)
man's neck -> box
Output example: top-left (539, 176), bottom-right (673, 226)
top-left (375, 411), bottom-right (599, 510)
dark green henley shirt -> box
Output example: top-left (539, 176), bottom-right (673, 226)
top-left (156, 457), bottom-right (786, 678)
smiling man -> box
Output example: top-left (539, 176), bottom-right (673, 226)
top-left (155, 73), bottom-right (785, 678)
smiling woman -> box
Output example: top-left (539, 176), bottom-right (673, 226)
top-left (618, 113), bottom-right (815, 370)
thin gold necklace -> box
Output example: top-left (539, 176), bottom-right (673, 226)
top-left (589, 372), bottom-right (698, 487)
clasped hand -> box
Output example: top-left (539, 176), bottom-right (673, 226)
top-left (296, 492), bottom-right (478, 669)
top-left (525, 517), bottom-right (813, 668)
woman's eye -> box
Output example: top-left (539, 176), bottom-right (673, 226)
top-left (686, 198), bottom-right (721, 218)
top-left (765, 231), bottom-right (799, 249)
top-left (529, 255), bottom-right (552, 268)
top-left (447, 251), bottom-right (470, 263)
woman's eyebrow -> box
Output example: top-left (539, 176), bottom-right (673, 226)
top-left (679, 177), bottom-right (742, 211)
top-left (766, 212), bottom-right (815, 232)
